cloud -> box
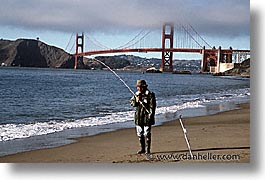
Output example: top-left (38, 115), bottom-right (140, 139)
top-left (0, 0), bottom-right (249, 37)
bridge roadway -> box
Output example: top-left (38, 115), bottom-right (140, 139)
top-left (76, 48), bottom-right (250, 56)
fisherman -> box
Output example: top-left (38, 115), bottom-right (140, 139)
top-left (130, 80), bottom-right (156, 154)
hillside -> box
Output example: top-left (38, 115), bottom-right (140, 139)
top-left (86, 54), bottom-right (201, 72)
top-left (225, 58), bottom-right (250, 77)
top-left (0, 39), bottom-right (140, 69)
top-left (0, 39), bottom-right (76, 68)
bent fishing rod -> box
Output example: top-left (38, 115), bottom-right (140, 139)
top-left (92, 57), bottom-right (150, 114)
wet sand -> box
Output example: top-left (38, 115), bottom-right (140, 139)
top-left (0, 103), bottom-right (250, 163)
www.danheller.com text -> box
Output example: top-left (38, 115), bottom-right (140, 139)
top-left (155, 152), bottom-right (240, 161)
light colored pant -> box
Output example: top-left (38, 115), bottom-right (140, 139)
top-left (136, 125), bottom-right (151, 138)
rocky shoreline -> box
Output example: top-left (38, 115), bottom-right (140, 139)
top-left (224, 58), bottom-right (250, 78)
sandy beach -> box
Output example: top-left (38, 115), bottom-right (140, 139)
top-left (0, 103), bottom-right (250, 163)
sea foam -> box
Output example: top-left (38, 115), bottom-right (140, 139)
top-left (0, 88), bottom-right (250, 142)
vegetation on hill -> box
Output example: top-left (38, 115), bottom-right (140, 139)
top-left (225, 58), bottom-right (250, 77)
top-left (0, 39), bottom-right (75, 68)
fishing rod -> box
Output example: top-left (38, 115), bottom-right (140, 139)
top-left (92, 57), bottom-right (150, 114)
top-left (179, 115), bottom-right (193, 158)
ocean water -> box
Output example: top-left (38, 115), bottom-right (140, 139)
top-left (0, 67), bottom-right (250, 156)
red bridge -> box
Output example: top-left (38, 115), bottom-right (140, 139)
top-left (69, 24), bottom-right (250, 73)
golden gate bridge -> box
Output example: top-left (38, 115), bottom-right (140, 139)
top-left (65, 24), bottom-right (250, 73)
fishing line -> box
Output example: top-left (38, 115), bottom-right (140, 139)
top-left (92, 57), bottom-right (150, 114)
top-left (92, 57), bottom-right (135, 95)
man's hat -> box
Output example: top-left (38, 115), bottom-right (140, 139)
top-left (136, 80), bottom-right (148, 87)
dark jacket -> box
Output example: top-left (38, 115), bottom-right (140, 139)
top-left (130, 89), bottom-right (156, 126)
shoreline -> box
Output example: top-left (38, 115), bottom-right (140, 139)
top-left (0, 103), bottom-right (250, 163)
top-left (0, 100), bottom-right (247, 157)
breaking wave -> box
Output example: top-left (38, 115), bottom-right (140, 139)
top-left (0, 88), bottom-right (249, 142)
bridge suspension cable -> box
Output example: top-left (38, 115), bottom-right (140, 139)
top-left (174, 22), bottom-right (212, 49)
top-left (125, 30), bottom-right (152, 49)
top-left (180, 24), bottom-right (203, 48)
top-left (70, 22), bottom-right (214, 56)
top-left (188, 24), bottom-right (212, 49)
top-left (85, 34), bottom-right (111, 50)
top-left (69, 41), bottom-right (75, 53)
top-left (115, 30), bottom-right (153, 49)
top-left (65, 32), bottom-right (75, 51)
top-left (115, 29), bottom-right (146, 49)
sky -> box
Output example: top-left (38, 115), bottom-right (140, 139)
top-left (0, 0), bottom-right (250, 59)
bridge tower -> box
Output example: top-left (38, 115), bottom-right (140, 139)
top-left (201, 46), bottom-right (217, 72)
top-left (74, 32), bottom-right (84, 69)
top-left (161, 24), bottom-right (174, 72)
top-left (201, 46), bottom-right (234, 73)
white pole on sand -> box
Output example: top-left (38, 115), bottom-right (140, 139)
top-left (178, 115), bottom-right (193, 158)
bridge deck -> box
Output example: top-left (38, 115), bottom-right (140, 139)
top-left (77, 48), bottom-right (250, 56)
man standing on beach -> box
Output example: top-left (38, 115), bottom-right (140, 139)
top-left (130, 80), bottom-right (156, 155)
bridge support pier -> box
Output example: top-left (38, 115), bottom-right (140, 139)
top-left (201, 46), bottom-right (207, 72)
top-left (74, 32), bottom-right (84, 69)
top-left (201, 46), bottom-right (236, 73)
top-left (216, 46), bottom-right (222, 73)
top-left (220, 47), bottom-right (233, 63)
top-left (201, 46), bottom-right (217, 73)
top-left (227, 47), bottom-right (233, 63)
top-left (160, 24), bottom-right (174, 72)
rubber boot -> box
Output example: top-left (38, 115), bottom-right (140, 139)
top-left (137, 136), bottom-right (145, 154)
top-left (146, 135), bottom-right (151, 154)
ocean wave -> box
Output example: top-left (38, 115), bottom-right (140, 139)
top-left (0, 88), bottom-right (250, 142)
top-left (0, 99), bottom-right (207, 142)
top-left (156, 99), bottom-right (207, 115)
top-left (0, 111), bottom-right (135, 142)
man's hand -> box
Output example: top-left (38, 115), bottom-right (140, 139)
top-left (136, 96), bottom-right (140, 103)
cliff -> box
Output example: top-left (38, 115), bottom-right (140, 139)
top-left (0, 39), bottom-right (76, 68)
top-left (225, 58), bottom-right (250, 77)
